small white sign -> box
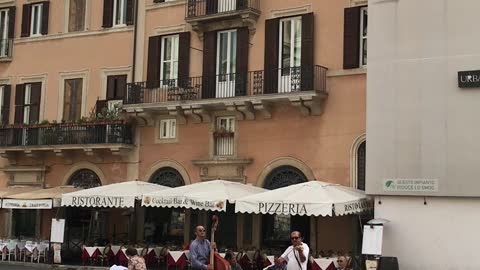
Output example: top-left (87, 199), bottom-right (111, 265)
top-left (383, 179), bottom-right (438, 192)
top-left (2, 199), bottom-right (52, 209)
top-left (51, 219), bottom-right (65, 243)
top-left (362, 225), bottom-right (383, 255)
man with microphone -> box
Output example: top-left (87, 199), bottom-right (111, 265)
top-left (278, 231), bottom-right (310, 270)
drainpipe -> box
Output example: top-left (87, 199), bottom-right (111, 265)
top-left (132, 0), bottom-right (139, 83)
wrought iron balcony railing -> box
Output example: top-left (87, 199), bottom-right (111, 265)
top-left (126, 65), bottom-right (327, 105)
top-left (186, 0), bottom-right (260, 19)
top-left (0, 39), bottom-right (13, 58)
top-left (0, 122), bottom-right (133, 147)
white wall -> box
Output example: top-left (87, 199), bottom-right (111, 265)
top-left (375, 196), bottom-right (480, 270)
top-left (367, 0), bottom-right (480, 196)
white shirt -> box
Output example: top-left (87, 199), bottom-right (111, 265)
top-left (281, 243), bottom-right (310, 270)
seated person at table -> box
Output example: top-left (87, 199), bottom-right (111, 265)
top-left (336, 256), bottom-right (351, 270)
top-left (265, 257), bottom-right (287, 270)
top-left (126, 247), bottom-right (147, 270)
top-left (224, 251), bottom-right (243, 270)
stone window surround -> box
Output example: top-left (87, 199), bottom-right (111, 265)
top-left (209, 111), bottom-right (238, 159)
top-left (60, 161), bottom-right (107, 186)
top-left (350, 133), bottom-right (366, 189)
top-left (154, 115), bottom-right (179, 144)
top-left (100, 66), bottom-right (132, 100)
top-left (56, 69), bottom-right (89, 121)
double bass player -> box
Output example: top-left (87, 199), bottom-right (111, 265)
top-left (190, 225), bottom-right (217, 270)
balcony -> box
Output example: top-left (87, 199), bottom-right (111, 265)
top-left (0, 39), bottom-right (13, 60)
top-left (185, 0), bottom-right (261, 36)
top-left (0, 122), bottom-right (134, 162)
top-left (124, 65), bottom-right (328, 122)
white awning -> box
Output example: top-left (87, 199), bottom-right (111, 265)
top-left (142, 180), bottom-right (266, 212)
top-left (235, 181), bottom-right (372, 217)
top-left (61, 181), bottom-right (170, 208)
top-left (3, 186), bottom-right (80, 209)
top-left (0, 186), bottom-right (42, 208)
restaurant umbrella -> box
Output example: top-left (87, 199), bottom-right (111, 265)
top-left (62, 181), bottom-right (170, 243)
top-left (234, 180), bottom-right (373, 256)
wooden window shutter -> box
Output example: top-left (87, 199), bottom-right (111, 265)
top-left (301, 13), bottom-right (314, 90)
top-left (235, 27), bottom-right (249, 96)
top-left (8, 7), bottom-right (15, 39)
top-left (202, 31), bottom-right (217, 99)
top-left (40, 1), bottom-right (49, 35)
top-left (264, 18), bottom-right (279, 94)
top-left (20, 4), bottom-right (31, 37)
top-left (106, 76), bottom-right (116, 100)
top-left (206, 0), bottom-right (218, 15)
top-left (115, 75), bottom-right (127, 100)
top-left (14, 84), bottom-right (25, 124)
top-left (95, 99), bottom-right (107, 116)
top-left (73, 79), bottom-right (83, 120)
top-left (343, 7), bottom-right (361, 69)
top-left (178, 32), bottom-right (191, 88)
top-left (2, 85), bottom-right (11, 125)
top-left (102, 0), bottom-right (114, 28)
top-left (29, 82), bottom-right (42, 123)
top-left (126, 0), bottom-right (134, 25)
top-left (69, 0), bottom-right (86, 32)
top-left (63, 80), bottom-right (72, 120)
top-left (146, 36), bottom-right (162, 88)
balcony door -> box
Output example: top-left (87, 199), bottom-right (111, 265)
top-left (0, 9), bottom-right (8, 57)
top-left (218, 0), bottom-right (237, 12)
top-left (160, 34), bottom-right (179, 87)
top-left (278, 17), bottom-right (302, 93)
top-left (216, 30), bottom-right (237, 98)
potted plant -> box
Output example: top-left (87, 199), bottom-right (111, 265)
top-left (213, 126), bottom-right (235, 138)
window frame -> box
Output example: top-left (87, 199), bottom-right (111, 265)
top-left (159, 118), bottom-right (177, 139)
top-left (216, 29), bottom-right (237, 79)
top-left (67, 0), bottom-right (87, 33)
top-left (63, 78), bottom-right (84, 121)
top-left (0, 8), bottom-right (9, 56)
top-left (278, 16), bottom-right (302, 72)
top-left (113, 0), bottom-right (127, 27)
top-left (160, 34), bottom-right (179, 84)
top-left (30, 3), bottom-right (43, 36)
top-left (359, 6), bottom-right (368, 67)
top-left (214, 116), bottom-right (235, 156)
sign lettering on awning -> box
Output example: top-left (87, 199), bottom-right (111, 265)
top-left (2, 199), bottom-right (53, 209)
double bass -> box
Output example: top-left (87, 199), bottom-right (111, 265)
top-left (210, 215), bottom-right (230, 270)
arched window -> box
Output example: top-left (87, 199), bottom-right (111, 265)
top-left (263, 166), bottom-right (309, 247)
top-left (357, 141), bottom-right (366, 191)
top-left (68, 169), bottom-right (101, 189)
top-left (149, 167), bottom-right (185, 187)
top-left (146, 167), bottom-right (185, 245)
top-left (264, 165), bottom-right (308, 190)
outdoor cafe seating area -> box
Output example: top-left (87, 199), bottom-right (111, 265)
top-left (0, 239), bottom-right (50, 263)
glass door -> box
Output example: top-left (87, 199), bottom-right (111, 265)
top-left (278, 17), bottom-right (302, 93)
top-left (216, 30), bottom-right (237, 98)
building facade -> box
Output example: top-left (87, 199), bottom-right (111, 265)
top-left (0, 0), bottom-right (367, 256)
top-left (367, 0), bottom-right (480, 269)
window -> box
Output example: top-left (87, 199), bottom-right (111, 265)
top-left (113, 0), bottom-right (127, 26)
top-left (214, 116), bottom-right (235, 156)
top-left (0, 85), bottom-right (9, 124)
top-left (357, 141), bottom-right (366, 190)
top-left (15, 82), bottom-right (41, 125)
top-left (0, 85), bottom-right (4, 122)
top-left (216, 30), bottom-right (236, 98)
top-left (217, 30), bottom-right (236, 79)
top-left (68, 169), bottom-right (101, 189)
top-left (30, 3), bottom-right (43, 36)
top-left (159, 119), bottom-right (176, 139)
top-left (359, 7), bottom-right (367, 66)
top-left (160, 35), bottom-right (179, 83)
top-left (68, 0), bottom-right (86, 32)
top-left (278, 17), bottom-right (302, 92)
top-left (12, 209), bottom-right (37, 238)
top-left (63, 78), bottom-right (83, 121)
top-left (106, 74), bottom-right (127, 100)
top-left (0, 8), bottom-right (9, 57)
